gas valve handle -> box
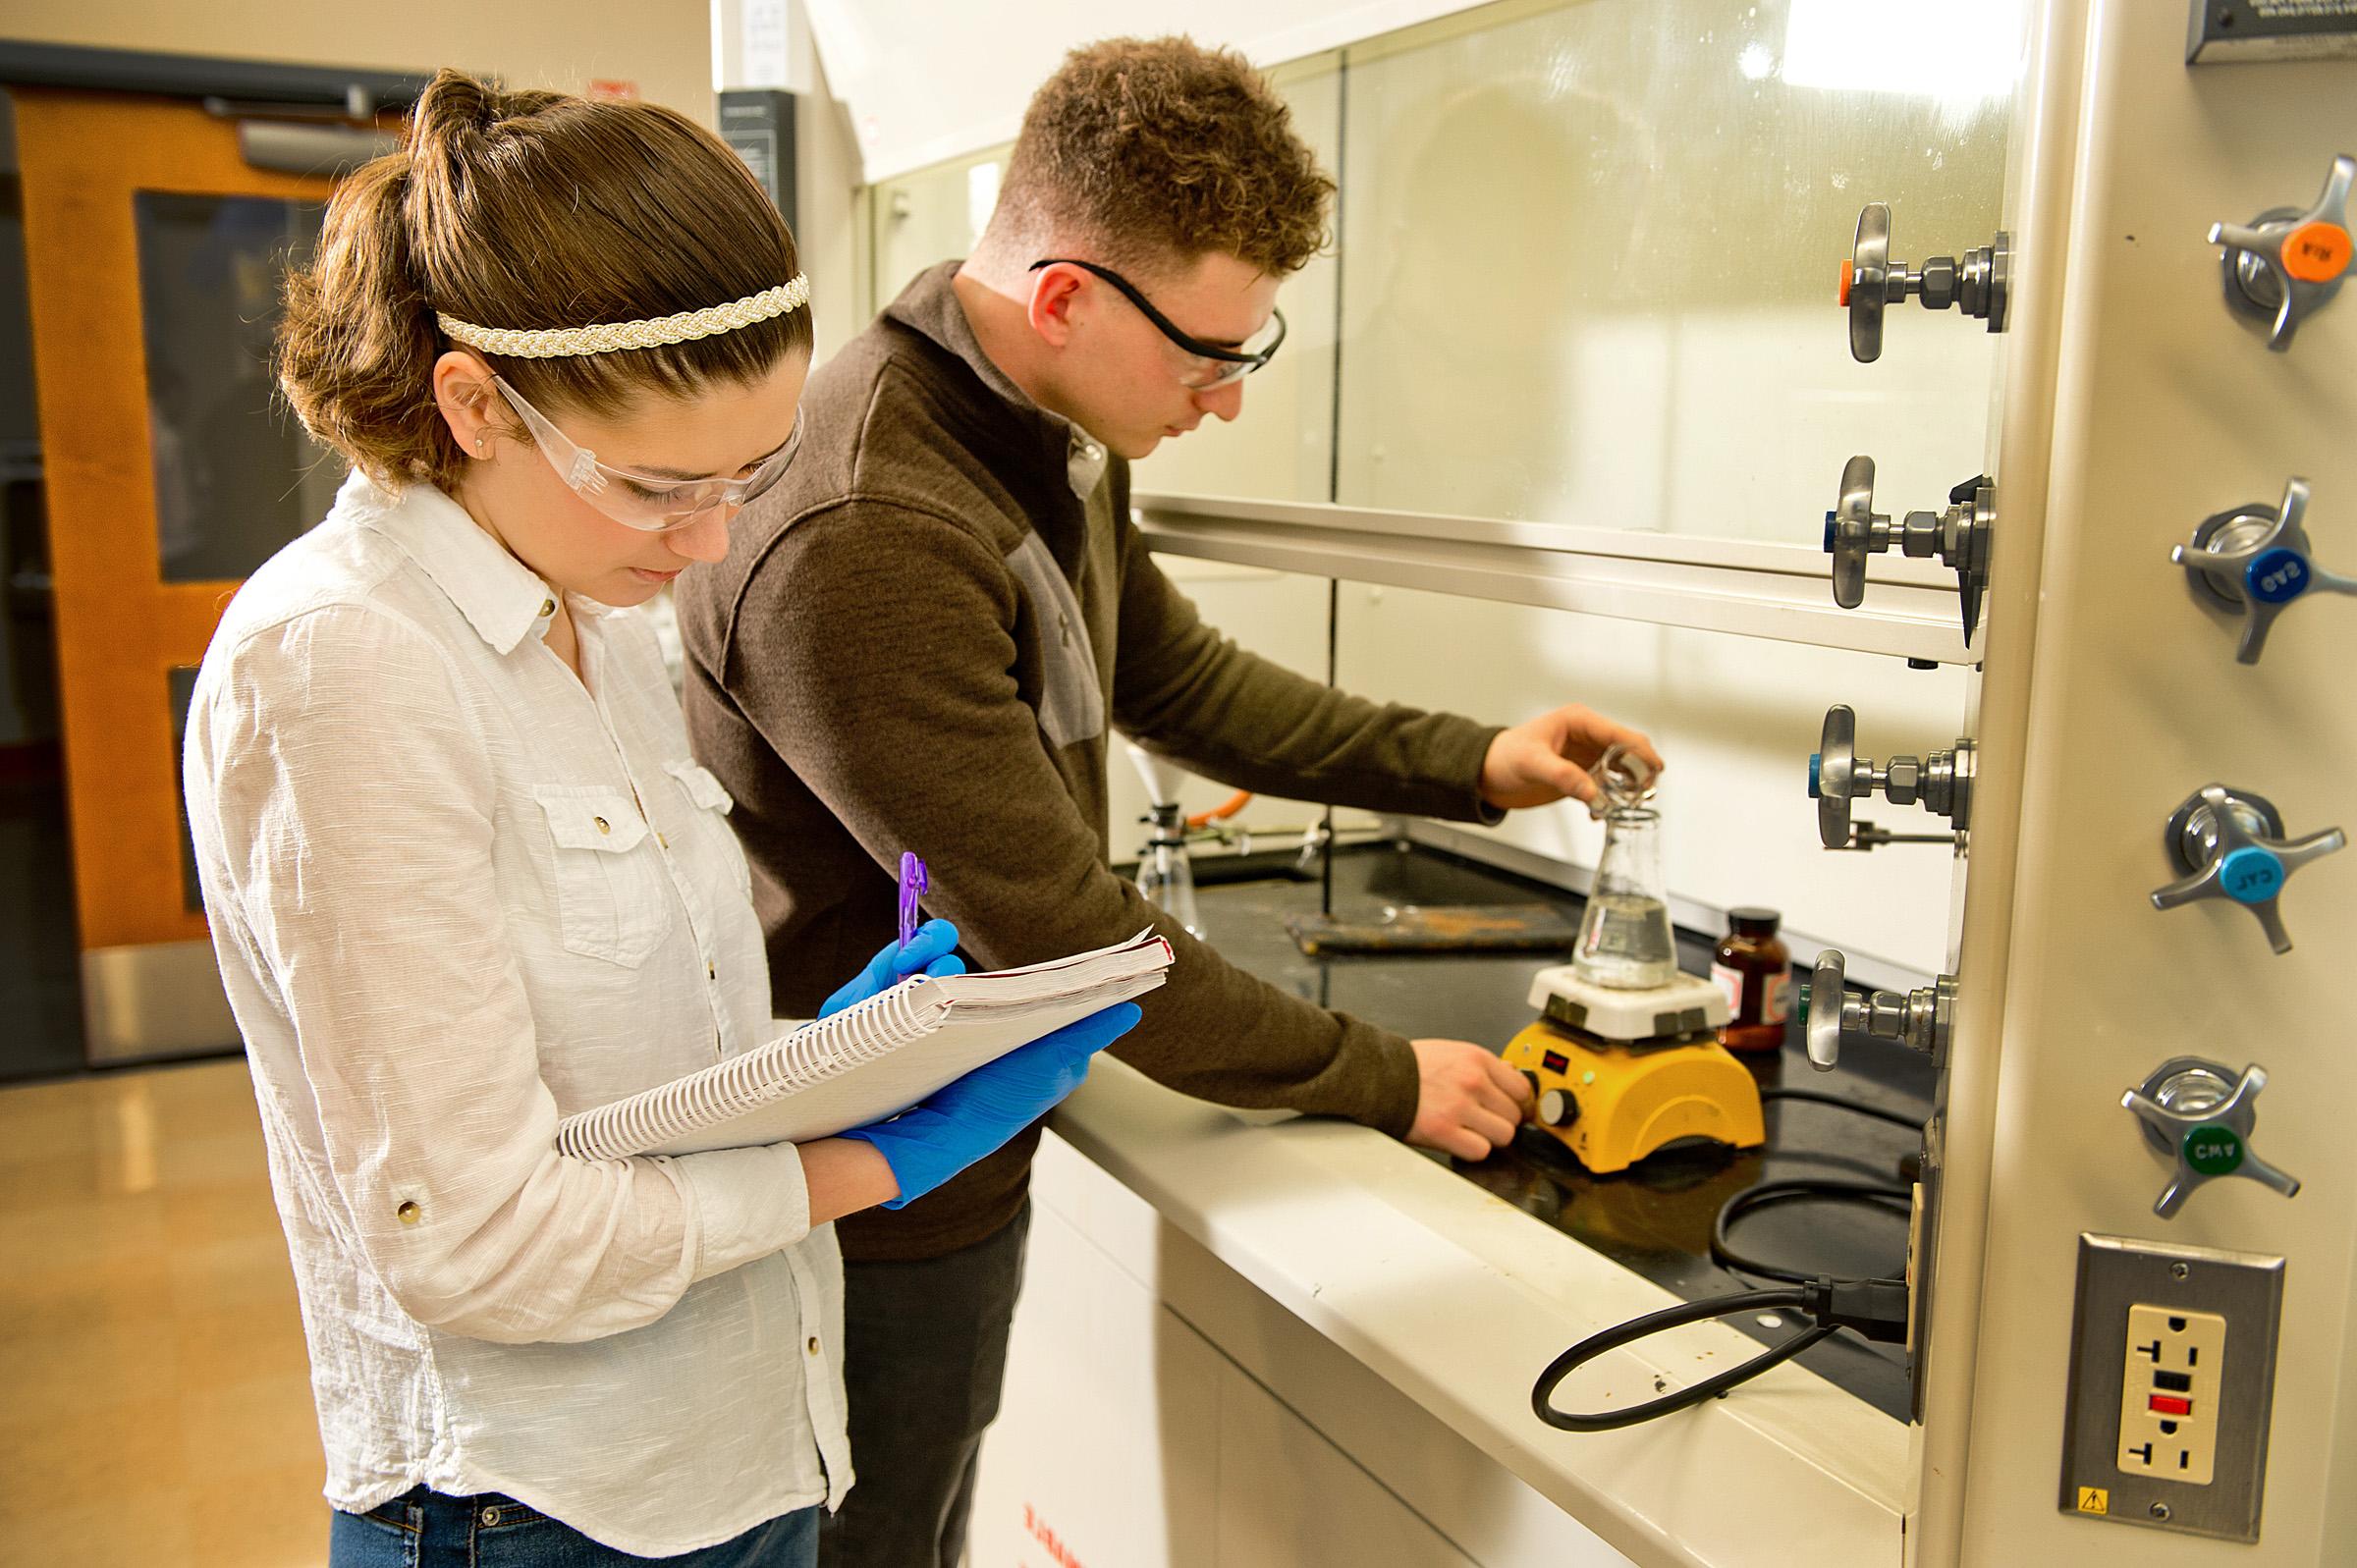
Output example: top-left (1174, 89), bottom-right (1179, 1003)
top-left (1824, 456), bottom-right (1885, 610)
top-left (1796, 948), bottom-right (1955, 1074)
top-left (2150, 784), bottom-right (2345, 955)
top-left (1840, 202), bottom-right (2010, 363)
top-left (1808, 704), bottom-right (1975, 850)
top-left (2171, 477), bottom-right (2357, 664)
top-left (2209, 154), bottom-right (2354, 351)
top-left (1811, 705), bottom-right (1866, 849)
top-left (1822, 457), bottom-right (1993, 639)
top-left (1801, 950), bottom-right (1849, 1072)
top-left (2121, 1057), bottom-right (2301, 1219)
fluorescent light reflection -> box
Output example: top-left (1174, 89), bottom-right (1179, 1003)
top-left (1779, 0), bottom-right (2025, 102)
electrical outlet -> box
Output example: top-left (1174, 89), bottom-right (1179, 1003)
top-left (2059, 1236), bottom-right (2284, 1541)
top-left (2116, 1305), bottom-right (2225, 1483)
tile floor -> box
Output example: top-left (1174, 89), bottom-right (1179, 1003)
top-left (0, 1057), bottom-right (327, 1566)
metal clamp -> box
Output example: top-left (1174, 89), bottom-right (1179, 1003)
top-left (2150, 784), bottom-right (2344, 955)
top-left (1809, 704), bottom-right (1974, 851)
top-left (2172, 477), bottom-right (2354, 665)
top-left (1824, 457), bottom-right (1993, 640)
top-left (1796, 948), bottom-right (1954, 1073)
top-left (2122, 1058), bottom-right (2300, 1219)
top-left (1841, 202), bottom-right (2010, 363)
top-left (2209, 154), bottom-right (2353, 351)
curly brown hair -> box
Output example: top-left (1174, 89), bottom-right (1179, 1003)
top-left (994, 37), bottom-right (1332, 278)
top-left (278, 69), bottom-right (810, 494)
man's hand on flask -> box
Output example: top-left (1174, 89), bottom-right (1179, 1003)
top-left (1478, 705), bottom-right (1665, 811)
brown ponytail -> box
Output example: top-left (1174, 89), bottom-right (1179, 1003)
top-left (278, 69), bottom-right (809, 492)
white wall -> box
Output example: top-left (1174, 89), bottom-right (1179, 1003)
top-left (4, 0), bottom-right (715, 126)
top-left (1337, 586), bottom-right (1966, 977)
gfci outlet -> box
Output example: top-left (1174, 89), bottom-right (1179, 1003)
top-left (2116, 1305), bottom-right (2224, 1484)
top-left (2060, 1236), bottom-right (2284, 1542)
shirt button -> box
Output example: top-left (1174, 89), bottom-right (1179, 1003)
top-left (656, 833), bottom-right (669, 849)
top-left (706, 963), bottom-right (717, 981)
top-left (539, 598), bottom-right (556, 618)
top-left (593, 816), bottom-right (610, 835)
top-left (396, 1201), bottom-right (421, 1225)
top-left (806, 1336), bottom-right (820, 1355)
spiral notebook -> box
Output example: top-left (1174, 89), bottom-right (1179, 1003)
top-left (555, 930), bottom-right (1175, 1161)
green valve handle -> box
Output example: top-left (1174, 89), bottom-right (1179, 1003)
top-left (2121, 1057), bottom-right (2301, 1219)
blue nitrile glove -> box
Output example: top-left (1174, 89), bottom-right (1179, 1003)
top-left (837, 1001), bottom-right (1142, 1209)
top-left (820, 919), bottom-right (965, 1018)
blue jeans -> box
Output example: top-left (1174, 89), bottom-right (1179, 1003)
top-left (331, 1487), bottom-right (819, 1567)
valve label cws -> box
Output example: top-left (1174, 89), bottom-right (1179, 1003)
top-left (2185, 1125), bottom-right (2245, 1176)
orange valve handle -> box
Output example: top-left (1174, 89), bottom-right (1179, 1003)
top-left (1837, 258), bottom-right (1854, 306)
top-left (2282, 221), bottom-right (2352, 285)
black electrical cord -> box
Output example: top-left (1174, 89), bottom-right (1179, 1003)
top-left (1757, 1085), bottom-right (1924, 1133)
top-left (1532, 1087), bottom-right (1925, 1433)
top-left (1531, 1287), bottom-right (1832, 1431)
top-left (1531, 1277), bottom-right (1909, 1432)
top-left (1711, 1179), bottom-right (1911, 1284)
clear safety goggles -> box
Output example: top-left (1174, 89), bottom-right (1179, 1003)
top-left (492, 374), bottom-right (802, 532)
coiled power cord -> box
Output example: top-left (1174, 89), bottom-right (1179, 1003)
top-left (1531, 1087), bottom-right (1919, 1433)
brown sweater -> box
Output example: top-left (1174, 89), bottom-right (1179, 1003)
top-left (676, 262), bottom-right (1503, 1261)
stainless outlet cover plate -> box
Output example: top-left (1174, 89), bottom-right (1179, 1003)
top-left (2057, 1233), bottom-right (2284, 1541)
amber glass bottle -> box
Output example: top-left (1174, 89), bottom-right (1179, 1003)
top-left (1712, 907), bottom-right (1792, 1054)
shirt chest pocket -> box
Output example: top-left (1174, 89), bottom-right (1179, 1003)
top-left (663, 760), bottom-right (752, 900)
top-left (534, 785), bottom-right (674, 967)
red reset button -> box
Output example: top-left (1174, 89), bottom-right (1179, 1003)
top-left (2149, 1394), bottom-right (2194, 1417)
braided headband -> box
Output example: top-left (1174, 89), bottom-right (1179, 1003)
top-left (436, 276), bottom-right (810, 358)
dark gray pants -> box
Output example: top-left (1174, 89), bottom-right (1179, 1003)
top-left (820, 1203), bottom-right (1031, 1568)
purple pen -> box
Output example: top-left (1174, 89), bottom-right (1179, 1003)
top-left (897, 851), bottom-right (929, 950)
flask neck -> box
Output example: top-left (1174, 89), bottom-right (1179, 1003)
top-left (1593, 806), bottom-right (1668, 902)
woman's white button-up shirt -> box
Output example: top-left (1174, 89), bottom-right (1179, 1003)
top-left (182, 472), bottom-right (850, 1556)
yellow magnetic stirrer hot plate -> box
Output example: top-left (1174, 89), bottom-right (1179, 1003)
top-left (1501, 744), bottom-right (1764, 1173)
top-left (1503, 965), bottom-right (1765, 1173)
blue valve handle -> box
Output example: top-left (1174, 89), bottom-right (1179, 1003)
top-left (2172, 478), bottom-right (2356, 664)
top-left (2217, 845), bottom-right (2285, 906)
top-left (2151, 784), bottom-right (2346, 955)
top-left (2243, 547), bottom-right (2310, 605)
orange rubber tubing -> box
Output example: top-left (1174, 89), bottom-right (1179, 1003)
top-left (1186, 791), bottom-right (1253, 831)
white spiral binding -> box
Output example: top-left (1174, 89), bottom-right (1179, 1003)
top-left (556, 979), bottom-right (940, 1162)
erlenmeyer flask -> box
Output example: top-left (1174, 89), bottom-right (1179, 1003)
top-left (1135, 806), bottom-right (1203, 938)
top-left (1573, 805), bottom-right (1677, 989)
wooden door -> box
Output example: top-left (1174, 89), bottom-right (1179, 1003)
top-left (15, 89), bottom-right (342, 1061)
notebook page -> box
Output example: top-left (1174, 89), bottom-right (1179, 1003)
top-left (554, 930), bottom-right (1173, 1161)
top-left (646, 965), bottom-right (1169, 1155)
